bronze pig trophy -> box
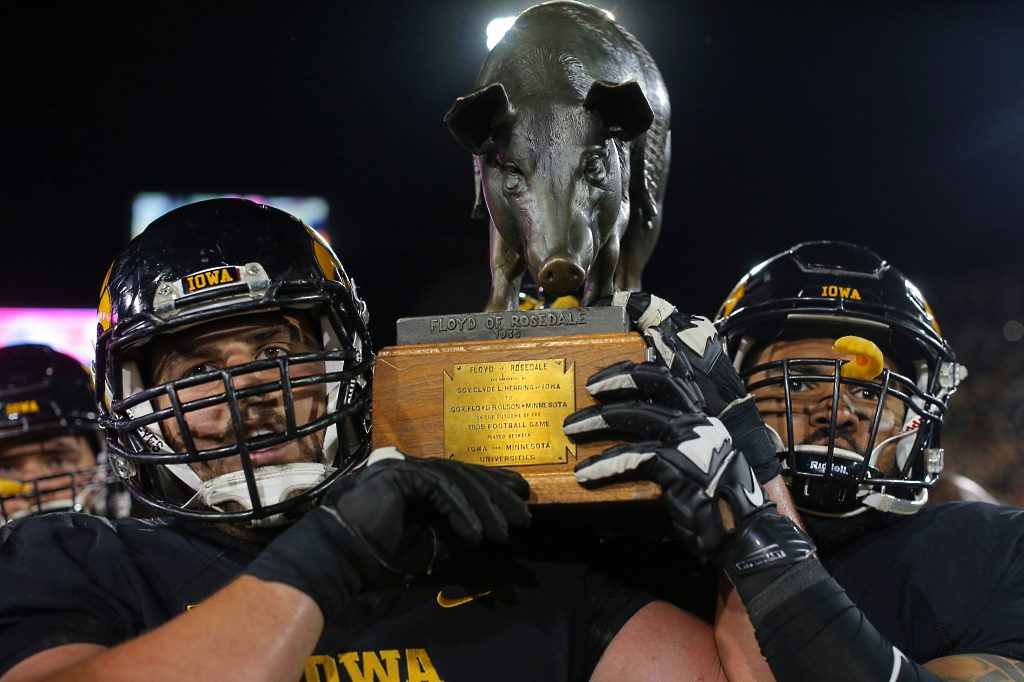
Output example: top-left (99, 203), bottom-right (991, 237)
top-left (372, 1), bottom-right (670, 504)
top-left (445, 0), bottom-right (671, 311)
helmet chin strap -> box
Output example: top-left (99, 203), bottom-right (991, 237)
top-left (179, 463), bottom-right (335, 527)
top-left (767, 425), bottom-right (928, 517)
top-left (860, 428), bottom-right (928, 515)
top-left (861, 489), bottom-right (927, 514)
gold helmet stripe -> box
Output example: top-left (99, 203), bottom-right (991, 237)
top-left (96, 263), bottom-right (115, 332)
top-left (718, 281), bottom-right (746, 319)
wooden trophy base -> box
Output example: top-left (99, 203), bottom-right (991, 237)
top-left (372, 332), bottom-right (662, 504)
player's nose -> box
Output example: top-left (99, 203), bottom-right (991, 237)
top-left (808, 393), bottom-right (860, 431)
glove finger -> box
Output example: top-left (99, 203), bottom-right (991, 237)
top-left (573, 441), bottom-right (668, 486)
top-left (458, 465), bottom-right (532, 530)
top-left (659, 314), bottom-right (747, 412)
top-left (474, 464), bottom-right (531, 501)
top-left (423, 461), bottom-right (524, 544)
top-left (660, 313), bottom-right (719, 362)
top-left (400, 464), bottom-right (487, 545)
top-left (564, 402), bottom-right (706, 442)
top-left (586, 361), bottom-right (704, 412)
top-left (574, 416), bottom-right (735, 487)
top-left (611, 291), bottom-right (677, 331)
top-left (356, 450), bottom-right (489, 545)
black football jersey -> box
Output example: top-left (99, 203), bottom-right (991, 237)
top-left (0, 513), bottom-right (653, 681)
top-left (822, 501), bottom-right (1024, 662)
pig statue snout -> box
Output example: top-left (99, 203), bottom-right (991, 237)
top-left (538, 257), bottom-right (586, 296)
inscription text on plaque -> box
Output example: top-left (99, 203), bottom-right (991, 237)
top-left (444, 358), bottom-right (575, 466)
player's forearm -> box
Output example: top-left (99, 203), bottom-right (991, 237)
top-left (729, 524), bottom-right (941, 682)
top-left (715, 579), bottom-right (774, 682)
top-left (713, 475), bottom-right (794, 682)
top-left (760, 475), bottom-right (802, 530)
top-left (7, 576), bottom-right (324, 682)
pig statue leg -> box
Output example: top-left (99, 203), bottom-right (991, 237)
top-left (485, 220), bottom-right (526, 311)
top-left (615, 132), bottom-right (670, 292)
top-left (583, 208), bottom-right (628, 305)
top-left (615, 209), bottom-right (661, 292)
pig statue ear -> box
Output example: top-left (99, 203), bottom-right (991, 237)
top-left (445, 83), bottom-right (514, 155)
top-left (584, 80), bottom-right (654, 142)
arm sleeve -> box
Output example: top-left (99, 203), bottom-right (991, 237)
top-left (743, 559), bottom-right (943, 682)
top-left (720, 508), bottom-right (947, 682)
top-left (0, 514), bottom-right (146, 675)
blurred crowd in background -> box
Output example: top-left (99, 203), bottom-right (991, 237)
top-left (933, 265), bottom-right (1024, 506)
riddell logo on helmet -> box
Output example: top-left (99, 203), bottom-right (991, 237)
top-left (820, 285), bottom-right (862, 300)
top-left (182, 267), bottom-right (240, 293)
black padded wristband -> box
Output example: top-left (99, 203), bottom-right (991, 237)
top-left (719, 396), bottom-right (782, 484)
top-left (716, 509), bottom-right (815, 600)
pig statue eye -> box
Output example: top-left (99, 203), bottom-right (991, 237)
top-left (584, 153), bottom-right (607, 185)
top-left (502, 163), bottom-right (524, 194)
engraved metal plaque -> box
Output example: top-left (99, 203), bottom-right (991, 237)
top-left (444, 358), bottom-right (575, 466)
top-left (397, 307), bottom-right (628, 345)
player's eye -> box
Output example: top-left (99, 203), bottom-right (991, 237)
top-left (257, 346), bottom-right (288, 361)
top-left (788, 378), bottom-right (813, 392)
top-left (0, 463), bottom-right (17, 476)
top-left (45, 457), bottom-right (74, 471)
top-left (185, 363), bottom-right (217, 378)
top-left (857, 386), bottom-right (881, 401)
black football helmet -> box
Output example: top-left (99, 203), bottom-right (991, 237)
top-left (0, 344), bottom-right (123, 523)
top-left (95, 198), bottom-right (373, 524)
top-left (714, 241), bottom-right (964, 517)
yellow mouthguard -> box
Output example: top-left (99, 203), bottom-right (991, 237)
top-left (833, 335), bottom-right (884, 381)
top-left (0, 479), bottom-right (30, 497)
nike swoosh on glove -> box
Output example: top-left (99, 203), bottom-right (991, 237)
top-left (606, 291), bottom-right (781, 484)
top-left (245, 448), bottom-right (531, 617)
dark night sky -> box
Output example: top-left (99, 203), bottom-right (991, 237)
top-left (3, 0), bottom-right (1023, 347)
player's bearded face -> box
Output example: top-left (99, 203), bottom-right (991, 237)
top-left (146, 312), bottom-right (328, 482)
top-left (748, 338), bottom-right (907, 474)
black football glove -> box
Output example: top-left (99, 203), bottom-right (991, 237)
top-left (566, 362), bottom-right (812, 589)
top-left (245, 448), bottom-right (531, 617)
top-left (570, 362), bottom-right (940, 682)
top-left (605, 292), bottom-right (781, 484)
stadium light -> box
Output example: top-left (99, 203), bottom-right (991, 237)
top-left (486, 8), bottom-right (615, 51)
top-left (486, 17), bottom-right (517, 50)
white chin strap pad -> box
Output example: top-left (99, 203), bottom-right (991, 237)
top-left (198, 462), bottom-right (331, 512)
top-left (862, 489), bottom-right (927, 515)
